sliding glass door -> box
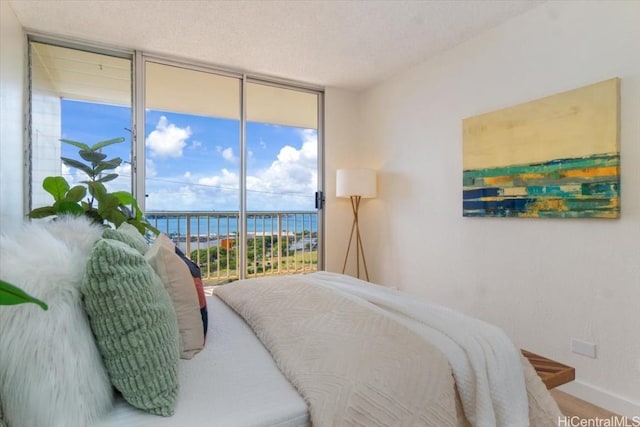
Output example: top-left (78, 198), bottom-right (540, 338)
top-left (244, 82), bottom-right (320, 278)
top-left (142, 60), bottom-right (241, 280)
top-left (142, 59), bottom-right (322, 282)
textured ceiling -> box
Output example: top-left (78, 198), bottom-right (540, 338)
top-left (8, 0), bottom-right (543, 91)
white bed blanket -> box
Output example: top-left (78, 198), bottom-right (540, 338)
top-left (215, 274), bottom-right (462, 427)
top-left (305, 271), bottom-right (529, 427)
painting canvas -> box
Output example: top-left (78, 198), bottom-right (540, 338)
top-left (463, 78), bottom-right (620, 218)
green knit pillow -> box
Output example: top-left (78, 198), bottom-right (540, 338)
top-left (82, 238), bottom-right (180, 416)
top-left (102, 223), bottom-right (149, 255)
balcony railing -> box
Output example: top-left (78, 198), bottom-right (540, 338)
top-left (146, 211), bottom-right (318, 284)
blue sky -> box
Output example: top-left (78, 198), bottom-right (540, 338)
top-left (61, 100), bottom-right (318, 212)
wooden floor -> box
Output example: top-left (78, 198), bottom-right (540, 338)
top-left (552, 390), bottom-right (621, 419)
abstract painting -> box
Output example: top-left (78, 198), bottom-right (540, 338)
top-left (463, 78), bottom-right (620, 218)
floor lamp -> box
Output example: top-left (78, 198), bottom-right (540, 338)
top-left (336, 169), bottom-right (377, 281)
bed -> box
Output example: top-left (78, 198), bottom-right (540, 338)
top-left (97, 271), bottom-right (562, 427)
top-left (97, 291), bottom-right (308, 426)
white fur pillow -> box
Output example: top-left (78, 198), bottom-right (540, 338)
top-left (44, 215), bottom-right (108, 255)
top-left (0, 217), bottom-right (113, 427)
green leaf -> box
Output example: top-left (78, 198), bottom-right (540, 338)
top-left (97, 193), bottom-right (128, 227)
top-left (97, 193), bottom-right (120, 216)
top-left (79, 150), bottom-right (107, 163)
top-left (85, 209), bottom-right (104, 224)
top-left (127, 219), bottom-right (159, 236)
top-left (64, 185), bottom-right (87, 202)
top-left (0, 279), bottom-right (48, 310)
top-left (131, 199), bottom-right (145, 220)
top-left (96, 173), bottom-right (118, 183)
top-left (111, 192), bottom-right (145, 221)
top-left (87, 182), bottom-right (107, 200)
top-left (111, 211), bottom-right (128, 227)
top-left (42, 176), bottom-right (70, 202)
top-left (54, 201), bottom-right (85, 216)
top-left (103, 210), bottom-right (127, 227)
top-left (28, 206), bottom-right (56, 219)
top-left (145, 222), bottom-right (160, 235)
top-left (60, 139), bottom-right (90, 151)
top-left (61, 157), bottom-right (94, 178)
top-left (94, 157), bottom-right (123, 174)
top-left (90, 137), bottom-right (125, 151)
top-left (126, 219), bottom-right (145, 234)
top-left (111, 191), bottom-right (136, 205)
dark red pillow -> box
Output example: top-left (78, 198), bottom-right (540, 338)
top-left (174, 246), bottom-right (208, 338)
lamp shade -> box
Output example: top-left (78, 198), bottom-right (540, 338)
top-left (336, 169), bottom-right (377, 198)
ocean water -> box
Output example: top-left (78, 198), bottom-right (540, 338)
top-left (146, 212), bottom-right (318, 237)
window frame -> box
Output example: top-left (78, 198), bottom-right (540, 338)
top-left (26, 34), bottom-right (326, 275)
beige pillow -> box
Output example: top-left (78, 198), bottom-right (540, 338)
top-left (145, 234), bottom-right (204, 359)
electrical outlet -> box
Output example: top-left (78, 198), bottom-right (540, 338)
top-left (571, 338), bottom-right (597, 358)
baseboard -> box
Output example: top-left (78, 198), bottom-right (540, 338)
top-left (558, 380), bottom-right (640, 418)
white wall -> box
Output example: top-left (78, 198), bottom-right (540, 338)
top-left (357, 1), bottom-right (640, 416)
top-left (0, 1), bottom-right (26, 230)
top-left (323, 88), bottom-right (365, 276)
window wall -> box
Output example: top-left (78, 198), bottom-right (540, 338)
top-left (28, 39), bottom-right (323, 280)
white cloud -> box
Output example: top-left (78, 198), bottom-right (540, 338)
top-left (245, 129), bottom-right (317, 210)
top-left (198, 168), bottom-right (238, 189)
top-left (109, 162), bottom-right (133, 193)
top-left (145, 129), bottom-right (318, 212)
top-left (145, 116), bottom-right (191, 158)
top-left (221, 147), bottom-right (237, 163)
top-left (114, 162), bottom-right (131, 178)
top-left (145, 169), bottom-right (239, 211)
top-left (190, 140), bottom-right (202, 150)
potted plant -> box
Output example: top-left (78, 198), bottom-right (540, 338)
top-left (28, 137), bottom-right (157, 235)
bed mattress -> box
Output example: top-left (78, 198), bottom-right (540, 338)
top-left (96, 294), bottom-right (309, 427)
